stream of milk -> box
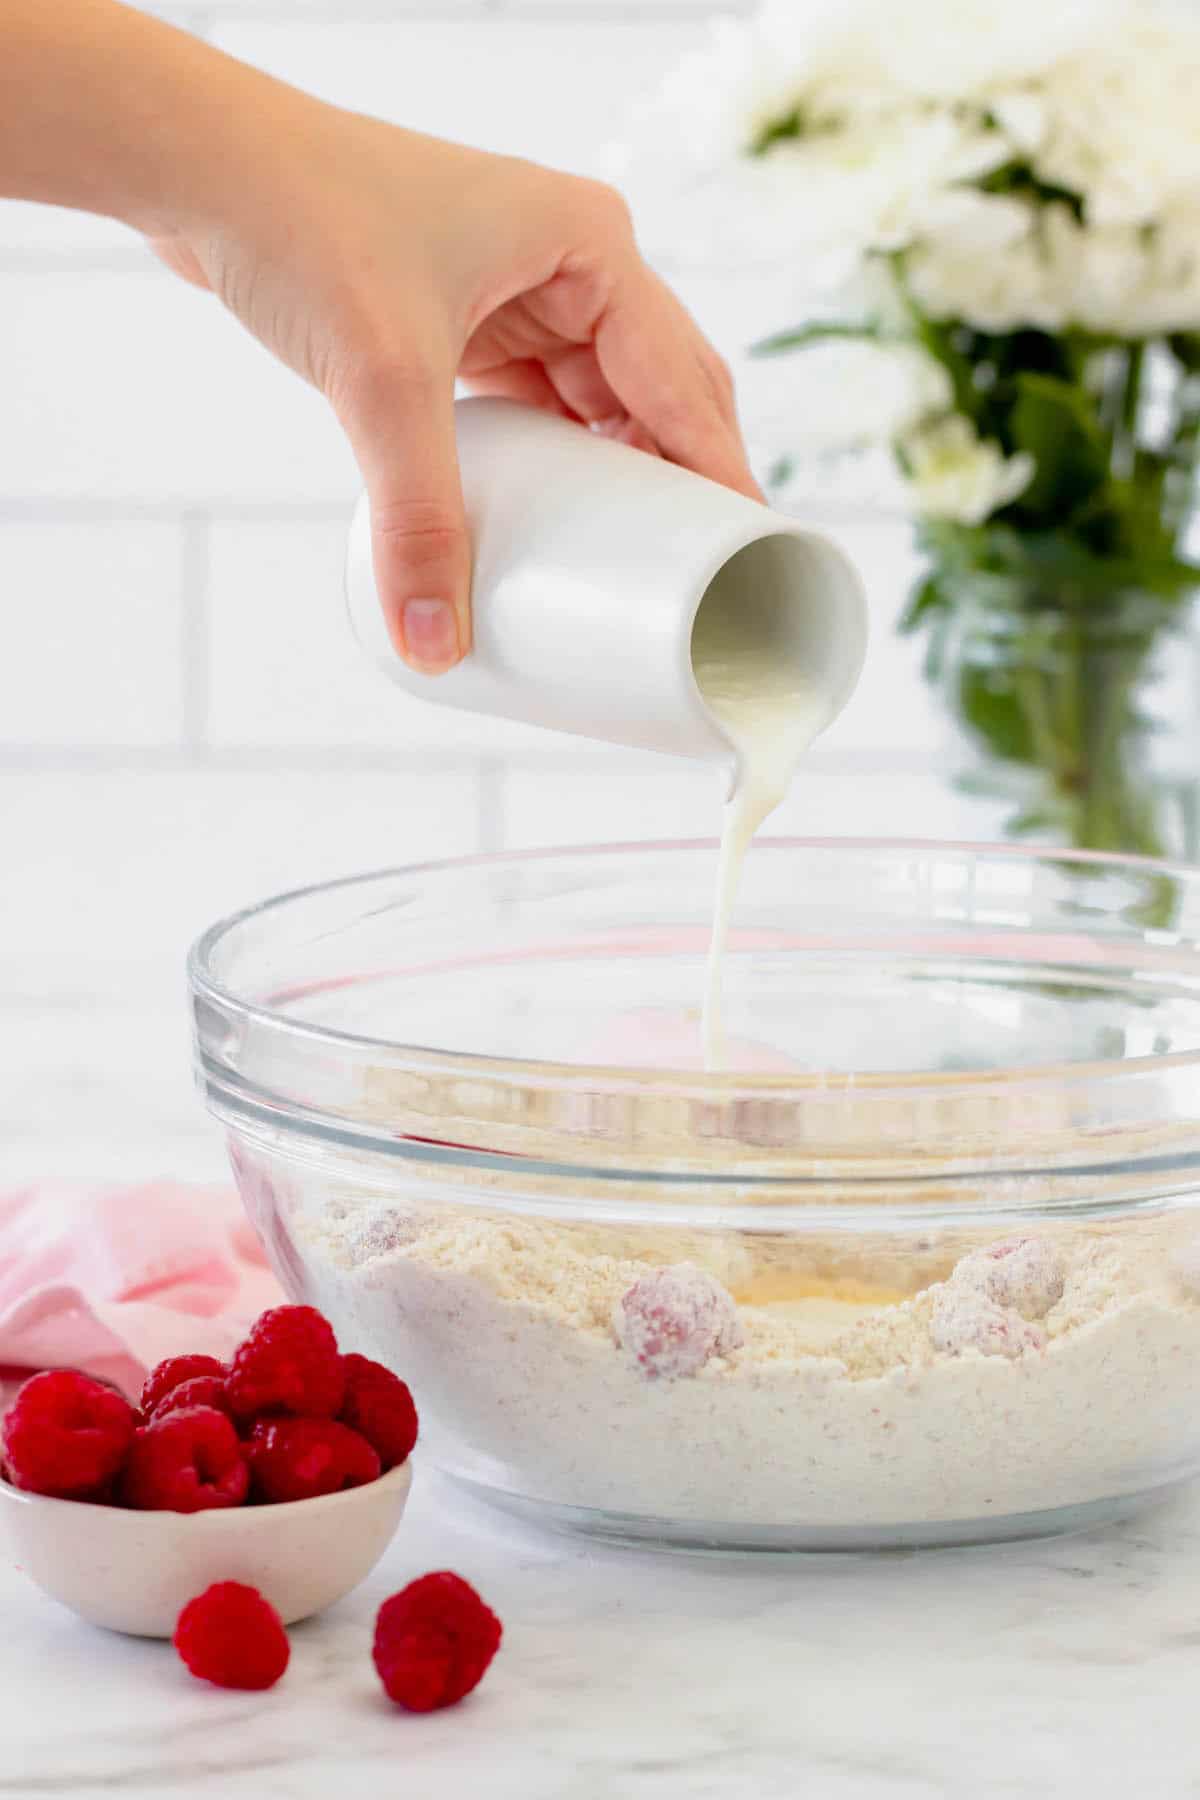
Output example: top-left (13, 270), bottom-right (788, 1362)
top-left (691, 599), bottom-right (829, 1069)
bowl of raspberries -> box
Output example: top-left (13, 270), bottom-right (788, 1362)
top-left (0, 1305), bottom-right (418, 1636)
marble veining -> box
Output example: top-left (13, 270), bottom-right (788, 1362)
top-left (4, 938), bottom-right (1200, 1795)
top-left (3, 1465), bottom-right (1200, 1798)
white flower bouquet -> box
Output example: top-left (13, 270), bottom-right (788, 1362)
top-left (632, 0), bottom-right (1200, 858)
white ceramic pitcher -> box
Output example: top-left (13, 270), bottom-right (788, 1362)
top-left (345, 397), bottom-right (868, 772)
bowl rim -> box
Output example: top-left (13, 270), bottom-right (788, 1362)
top-left (0, 1457), bottom-right (413, 1520)
top-left (188, 836), bottom-right (1200, 1193)
top-left (189, 835), bottom-right (1200, 1092)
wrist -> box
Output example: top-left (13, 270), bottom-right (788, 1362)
top-left (0, 1), bottom-right (323, 242)
top-left (110, 24), bottom-right (322, 242)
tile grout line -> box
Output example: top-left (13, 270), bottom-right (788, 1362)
top-left (180, 512), bottom-right (211, 753)
top-left (0, 746), bottom-right (945, 776)
top-left (152, 1), bottom-right (495, 18)
top-left (495, 2), bottom-right (739, 15)
top-left (0, 500), bottom-right (358, 523)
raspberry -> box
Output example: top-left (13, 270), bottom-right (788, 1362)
top-left (373, 1573), bottom-right (502, 1712)
top-left (226, 1306), bottom-right (345, 1422)
top-left (954, 1238), bottom-right (1065, 1319)
top-left (121, 1406), bottom-right (249, 1511)
top-left (338, 1354), bottom-right (418, 1472)
top-left (148, 1375), bottom-right (231, 1423)
top-left (139, 1355), bottom-right (226, 1420)
top-left (246, 1418), bottom-right (380, 1503)
top-left (612, 1262), bottom-right (744, 1381)
top-left (174, 1583), bottom-right (290, 1690)
top-left (929, 1286), bottom-right (1045, 1360)
top-left (342, 1209), bottom-right (422, 1267)
top-left (1, 1370), bottom-right (135, 1499)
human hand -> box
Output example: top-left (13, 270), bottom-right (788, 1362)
top-left (152, 103), bottom-right (762, 674)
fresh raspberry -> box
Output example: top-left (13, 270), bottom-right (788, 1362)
top-left (954, 1238), bottom-right (1065, 1319)
top-left (338, 1354), bottom-right (418, 1472)
top-left (121, 1406), bottom-right (249, 1511)
top-left (1, 1370), bottom-right (135, 1499)
top-left (246, 1417), bottom-right (380, 1503)
top-left (139, 1355), bottom-right (226, 1421)
top-left (226, 1306), bottom-right (345, 1422)
top-left (612, 1262), bottom-right (744, 1381)
top-left (148, 1375), bottom-right (231, 1423)
top-left (373, 1573), bottom-right (502, 1712)
top-left (929, 1286), bottom-right (1045, 1360)
top-left (174, 1582), bottom-right (290, 1690)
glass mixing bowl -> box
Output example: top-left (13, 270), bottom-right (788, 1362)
top-left (190, 840), bottom-right (1200, 1551)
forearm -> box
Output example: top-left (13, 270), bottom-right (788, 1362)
top-left (0, 0), bottom-right (305, 236)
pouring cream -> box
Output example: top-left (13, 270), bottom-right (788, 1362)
top-left (690, 553), bottom-right (833, 1069)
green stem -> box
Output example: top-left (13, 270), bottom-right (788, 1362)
top-left (1114, 341), bottom-right (1145, 482)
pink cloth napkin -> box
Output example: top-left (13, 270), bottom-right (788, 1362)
top-left (0, 1183), bottom-right (282, 1403)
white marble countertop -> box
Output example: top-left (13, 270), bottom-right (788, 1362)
top-left (5, 784), bottom-right (1200, 1800)
top-left (4, 1463), bottom-right (1200, 1799)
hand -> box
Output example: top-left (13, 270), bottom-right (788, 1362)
top-left (151, 106), bottom-right (763, 674)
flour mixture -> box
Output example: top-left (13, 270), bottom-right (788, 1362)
top-left (296, 1192), bottom-right (1200, 1537)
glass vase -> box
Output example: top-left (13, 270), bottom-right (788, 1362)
top-left (933, 569), bottom-right (1200, 865)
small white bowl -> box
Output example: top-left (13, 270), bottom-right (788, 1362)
top-left (0, 1461), bottom-right (412, 1638)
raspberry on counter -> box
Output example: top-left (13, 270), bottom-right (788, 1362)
top-left (373, 1572), bottom-right (502, 1712)
top-left (2, 1370), bottom-right (136, 1500)
top-left (174, 1582), bottom-right (290, 1690)
top-left (121, 1406), bottom-right (250, 1511)
top-left (226, 1306), bottom-right (346, 1422)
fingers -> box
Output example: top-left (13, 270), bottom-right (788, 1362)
top-left (461, 358), bottom-right (572, 416)
top-left (334, 358), bottom-right (471, 675)
top-left (596, 263), bottom-right (764, 503)
top-left (146, 238), bottom-right (212, 290)
top-left (541, 343), bottom-right (624, 426)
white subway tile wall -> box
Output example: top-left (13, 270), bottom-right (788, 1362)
top-left (2, 2), bottom-right (977, 1179)
top-left (0, 522), bottom-right (184, 746)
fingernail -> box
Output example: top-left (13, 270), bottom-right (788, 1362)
top-left (401, 598), bottom-right (460, 673)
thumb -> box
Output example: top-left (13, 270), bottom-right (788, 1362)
top-left (337, 363), bottom-right (471, 674)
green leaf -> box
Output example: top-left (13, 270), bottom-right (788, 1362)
top-left (974, 160), bottom-right (1085, 223)
top-left (898, 573), bottom-right (944, 635)
top-left (750, 320), bottom-right (882, 358)
top-left (954, 665), bottom-right (1039, 767)
top-left (1007, 372), bottom-right (1108, 520)
top-left (750, 107), bottom-right (805, 157)
top-left (1169, 333), bottom-right (1200, 374)
top-left (887, 254), bottom-right (979, 420)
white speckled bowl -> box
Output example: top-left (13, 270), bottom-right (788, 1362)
top-left (0, 1460), bottom-right (412, 1637)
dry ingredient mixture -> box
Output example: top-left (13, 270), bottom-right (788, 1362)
top-left (296, 1190), bottom-right (1200, 1530)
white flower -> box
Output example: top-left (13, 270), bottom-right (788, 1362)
top-left (645, 17), bottom-right (803, 165)
top-left (907, 213), bottom-right (1065, 332)
top-left (740, 341), bottom-right (952, 452)
top-left (616, 0), bottom-right (1200, 336)
top-left (1032, 22), bottom-right (1200, 226)
top-left (909, 198), bottom-right (1200, 338)
top-left (756, 0), bottom-right (1125, 104)
top-left (902, 416), bottom-right (1034, 525)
